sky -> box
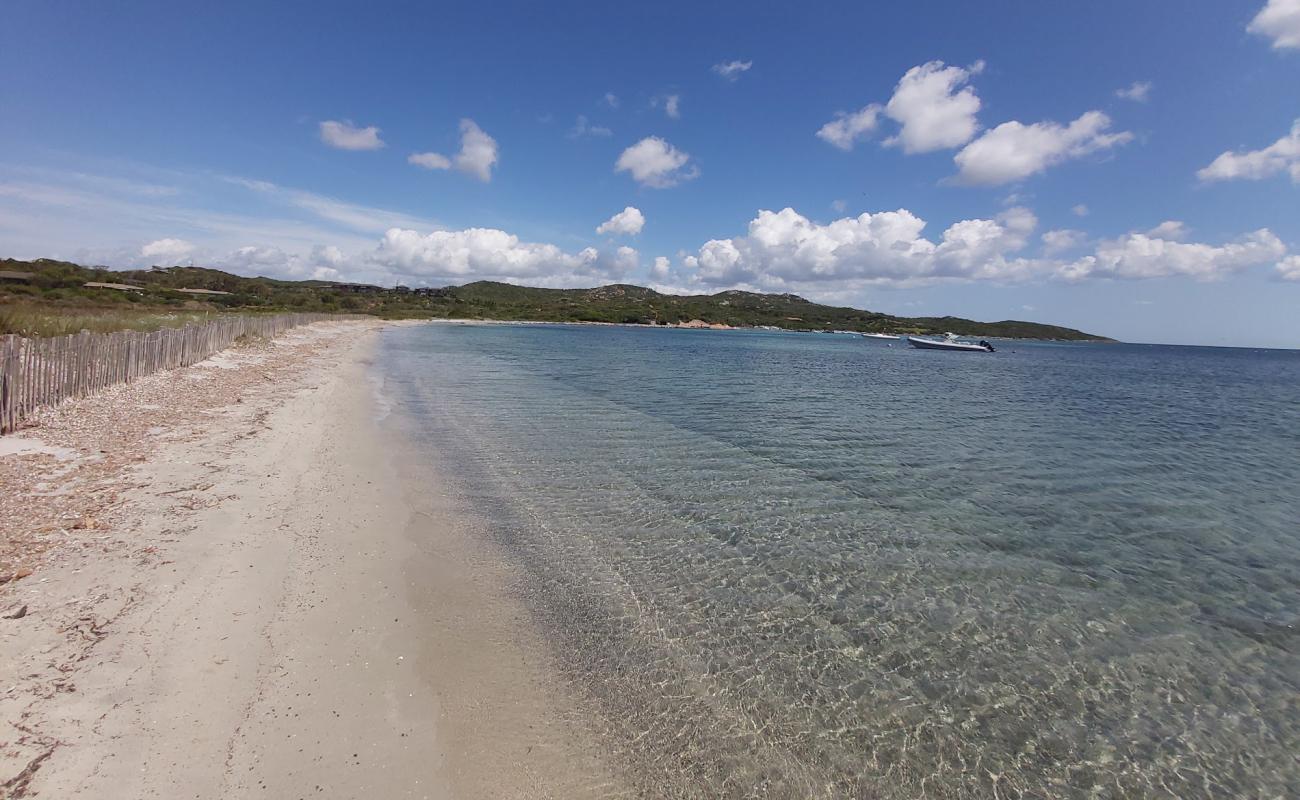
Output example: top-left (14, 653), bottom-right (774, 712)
top-left (2, 0), bottom-right (1298, 347)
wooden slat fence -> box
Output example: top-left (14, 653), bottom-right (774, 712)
top-left (0, 313), bottom-right (347, 433)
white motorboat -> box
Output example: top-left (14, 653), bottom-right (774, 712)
top-left (862, 332), bottom-right (901, 340)
top-left (906, 333), bottom-right (995, 352)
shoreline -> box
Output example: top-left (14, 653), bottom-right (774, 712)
top-left (1, 321), bottom-right (625, 798)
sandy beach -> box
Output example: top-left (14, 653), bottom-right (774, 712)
top-left (1, 321), bottom-right (627, 799)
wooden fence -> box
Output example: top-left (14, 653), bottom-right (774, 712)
top-left (0, 313), bottom-right (347, 434)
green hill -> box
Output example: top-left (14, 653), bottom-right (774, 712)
top-left (1, 258), bottom-right (1110, 340)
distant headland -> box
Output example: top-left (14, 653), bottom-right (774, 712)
top-left (1, 257), bottom-right (1111, 341)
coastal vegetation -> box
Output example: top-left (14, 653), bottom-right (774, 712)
top-left (1, 257), bottom-right (1110, 340)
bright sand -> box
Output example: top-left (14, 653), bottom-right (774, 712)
top-left (0, 322), bottom-right (627, 798)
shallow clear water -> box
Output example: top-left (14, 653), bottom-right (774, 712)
top-left (379, 323), bottom-right (1300, 798)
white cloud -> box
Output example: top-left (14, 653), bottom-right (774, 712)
top-left (1115, 81), bottom-right (1153, 102)
top-left (319, 120), bottom-right (385, 151)
top-left (712, 60), bottom-right (753, 81)
top-left (615, 136), bottom-right (697, 188)
top-left (650, 256), bottom-right (672, 280)
top-left (1249, 0), bottom-right (1300, 49)
top-left (1041, 229), bottom-right (1087, 255)
top-left (604, 92), bottom-right (620, 108)
top-left (596, 206), bottom-right (646, 236)
top-left (650, 94), bottom-right (681, 119)
top-left (830, 199), bottom-right (847, 213)
top-left (372, 227), bottom-right (637, 283)
top-left (1197, 119), bottom-right (1300, 183)
top-left (1058, 228), bottom-right (1285, 281)
top-left (1277, 254), bottom-right (1300, 280)
top-left (408, 152), bottom-right (451, 170)
top-left (569, 115), bottom-right (612, 138)
top-left (883, 60), bottom-right (984, 154)
top-left (954, 111), bottom-right (1133, 185)
top-left (816, 105), bottom-right (882, 151)
top-left (454, 119), bottom-right (499, 182)
top-left (673, 204), bottom-right (1291, 293)
top-left (140, 237), bottom-right (195, 262)
top-left (312, 244), bottom-right (346, 267)
top-left (1146, 220), bottom-right (1189, 240)
top-left (1072, 204), bottom-right (1090, 217)
top-left (679, 205), bottom-right (1040, 290)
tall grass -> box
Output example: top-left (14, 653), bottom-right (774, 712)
top-left (0, 303), bottom-right (223, 338)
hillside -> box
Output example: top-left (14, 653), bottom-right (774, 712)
top-left (0, 258), bottom-right (1110, 340)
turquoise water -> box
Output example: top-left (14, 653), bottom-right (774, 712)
top-left (378, 323), bottom-right (1300, 798)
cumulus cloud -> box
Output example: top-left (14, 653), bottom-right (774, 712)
top-left (207, 245), bottom-right (342, 282)
top-left (816, 105), bottom-right (882, 151)
top-left (1072, 204), bottom-right (1090, 217)
top-left (954, 111), bottom-right (1133, 185)
top-left (569, 115), bottom-right (612, 138)
top-left (1057, 228), bottom-right (1285, 281)
top-left (1115, 81), bottom-right (1153, 102)
top-left (596, 206), bottom-right (646, 236)
top-left (1277, 255), bottom-right (1300, 280)
top-left (604, 92), bottom-right (620, 108)
top-left (651, 256), bottom-right (672, 280)
top-left (679, 205), bottom-right (1041, 290)
top-left (615, 137), bottom-right (697, 188)
top-left (712, 60), bottom-right (753, 81)
top-left (883, 60), bottom-right (984, 153)
top-left (672, 204), bottom-right (1290, 292)
top-left (140, 237), bottom-right (195, 262)
top-left (408, 152), bottom-right (451, 170)
top-left (1249, 0), bottom-right (1300, 49)
top-left (1041, 229), bottom-right (1087, 255)
top-left (319, 120), bottom-right (385, 151)
top-left (372, 227), bottom-right (637, 283)
top-left (1197, 119), bottom-right (1300, 183)
top-left (453, 119), bottom-right (499, 182)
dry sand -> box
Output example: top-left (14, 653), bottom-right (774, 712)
top-left (1, 321), bottom-right (629, 798)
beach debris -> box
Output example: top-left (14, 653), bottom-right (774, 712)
top-left (0, 747), bottom-right (55, 797)
top-left (3, 604), bottom-right (28, 620)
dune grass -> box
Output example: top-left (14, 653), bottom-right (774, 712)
top-left (0, 303), bottom-right (223, 338)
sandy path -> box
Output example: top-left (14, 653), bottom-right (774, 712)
top-left (1, 322), bottom-right (630, 798)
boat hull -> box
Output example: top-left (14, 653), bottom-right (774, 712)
top-left (906, 336), bottom-right (993, 352)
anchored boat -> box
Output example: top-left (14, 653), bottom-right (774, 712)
top-left (906, 333), bottom-right (996, 352)
top-left (862, 332), bottom-right (901, 340)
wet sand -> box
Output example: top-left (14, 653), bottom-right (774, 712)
top-left (1, 322), bottom-right (626, 798)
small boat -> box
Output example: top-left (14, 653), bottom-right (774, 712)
top-left (906, 333), bottom-right (995, 352)
top-left (862, 332), bottom-right (900, 340)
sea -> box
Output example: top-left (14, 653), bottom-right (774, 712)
top-left (377, 322), bottom-right (1300, 799)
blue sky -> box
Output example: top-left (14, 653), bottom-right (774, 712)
top-left (2, 0), bottom-right (1298, 347)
